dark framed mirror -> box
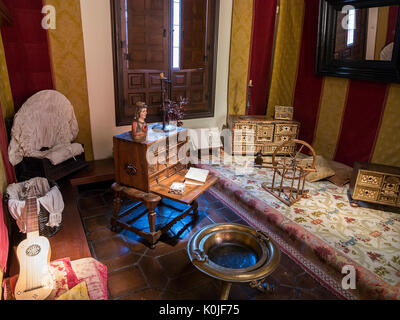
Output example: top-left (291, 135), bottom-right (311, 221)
top-left (316, 0), bottom-right (400, 82)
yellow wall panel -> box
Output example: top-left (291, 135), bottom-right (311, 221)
top-left (0, 35), bottom-right (14, 119)
top-left (371, 84), bottom-right (400, 167)
top-left (313, 77), bottom-right (349, 160)
top-left (266, 0), bottom-right (305, 119)
top-left (0, 155), bottom-right (7, 194)
top-left (45, 0), bottom-right (94, 161)
top-left (227, 0), bottom-right (254, 115)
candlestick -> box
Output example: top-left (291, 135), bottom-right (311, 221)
top-left (246, 80), bottom-right (253, 116)
top-left (153, 74), bottom-right (175, 132)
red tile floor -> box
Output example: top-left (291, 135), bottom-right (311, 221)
top-left (77, 184), bottom-right (339, 300)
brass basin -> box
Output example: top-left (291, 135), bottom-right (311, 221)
top-left (187, 223), bottom-right (280, 283)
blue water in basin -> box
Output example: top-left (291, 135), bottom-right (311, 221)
top-left (208, 243), bottom-right (259, 269)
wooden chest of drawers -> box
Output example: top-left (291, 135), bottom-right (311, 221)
top-left (350, 162), bottom-right (400, 208)
top-left (228, 115), bottom-right (300, 155)
top-left (113, 124), bottom-right (189, 192)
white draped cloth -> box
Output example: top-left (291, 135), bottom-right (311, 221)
top-left (7, 177), bottom-right (64, 232)
top-left (8, 90), bottom-right (84, 166)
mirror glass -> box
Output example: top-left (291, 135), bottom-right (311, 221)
top-left (334, 5), bottom-right (399, 61)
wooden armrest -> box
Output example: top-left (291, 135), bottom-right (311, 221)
top-left (111, 183), bottom-right (161, 207)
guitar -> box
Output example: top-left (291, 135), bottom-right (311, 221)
top-left (14, 185), bottom-right (53, 300)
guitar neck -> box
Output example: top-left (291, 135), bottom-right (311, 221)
top-left (25, 197), bottom-right (39, 237)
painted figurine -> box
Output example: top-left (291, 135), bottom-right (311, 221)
top-left (132, 102), bottom-right (148, 140)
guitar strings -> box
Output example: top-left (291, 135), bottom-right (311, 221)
top-left (21, 187), bottom-right (51, 295)
top-left (25, 197), bottom-right (40, 291)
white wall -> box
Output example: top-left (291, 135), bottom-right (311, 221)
top-left (80, 0), bottom-right (233, 160)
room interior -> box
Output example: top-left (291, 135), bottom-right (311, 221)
top-left (0, 0), bottom-right (399, 301)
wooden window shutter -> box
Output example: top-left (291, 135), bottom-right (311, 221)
top-left (181, 0), bottom-right (208, 70)
top-left (126, 0), bottom-right (170, 71)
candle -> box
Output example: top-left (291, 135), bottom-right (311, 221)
top-left (249, 80), bottom-right (253, 87)
top-left (160, 73), bottom-right (164, 79)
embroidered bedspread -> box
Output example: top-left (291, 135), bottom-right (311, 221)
top-left (198, 156), bottom-right (400, 299)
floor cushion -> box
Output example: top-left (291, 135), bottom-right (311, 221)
top-left (2, 257), bottom-right (107, 300)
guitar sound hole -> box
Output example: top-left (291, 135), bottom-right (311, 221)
top-left (26, 244), bottom-right (41, 257)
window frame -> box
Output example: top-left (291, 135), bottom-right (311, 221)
top-left (346, 8), bottom-right (356, 46)
top-left (172, 0), bottom-right (182, 70)
top-left (110, 0), bottom-right (220, 127)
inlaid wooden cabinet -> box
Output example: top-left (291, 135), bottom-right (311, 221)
top-left (228, 115), bottom-right (300, 155)
top-left (113, 124), bottom-right (189, 192)
top-left (350, 162), bottom-right (400, 208)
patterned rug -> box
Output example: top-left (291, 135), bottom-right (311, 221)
top-left (197, 155), bottom-right (400, 300)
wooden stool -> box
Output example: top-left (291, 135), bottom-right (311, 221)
top-left (111, 183), bottom-right (162, 248)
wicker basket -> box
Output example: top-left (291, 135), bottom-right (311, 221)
top-left (5, 179), bottom-right (62, 238)
top-left (38, 201), bottom-right (62, 238)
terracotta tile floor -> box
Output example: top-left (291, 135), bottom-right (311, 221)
top-left (77, 184), bottom-right (339, 300)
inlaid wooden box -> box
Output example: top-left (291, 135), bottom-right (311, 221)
top-left (228, 115), bottom-right (300, 156)
top-left (113, 124), bottom-right (189, 192)
top-left (274, 106), bottom-right (294, 120)
top-left (350, 162), bottom-right (400, 208)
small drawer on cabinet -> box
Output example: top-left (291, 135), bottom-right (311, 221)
top-left (234, 133), bottom-right (255, 143)
top-left (234, 123), bottom-right (256, 132)
top-left (275, 135), bottom-right (295, 143)
top-left (256, 125), bottom-right (274, 142)
top-left (150, 142), bottom-right (168, 157)
top-left (168, 145), bottom-right (178, 157)
top-left (275, 124), bottom-right (298, 135)
top-left (168, 154), bottom-right (178, 166)
top-left (353, 186), bottom-right (379, 202)
top-left (357, 170), bottom-right (383, 188)
top-left (382, 176), bottom-right (400, 194)
top-left (158, 152), bottom-right (167, 170)
top-left (148, 163), bottom-right (157, 174)
top-left (377, 194), bottom-right (397, 205)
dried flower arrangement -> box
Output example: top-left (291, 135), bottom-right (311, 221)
top-left (166, 97), bottom-right (188, 127)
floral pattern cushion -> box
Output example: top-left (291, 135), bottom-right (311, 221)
top-left (2, 257), bottom-right (107, 300)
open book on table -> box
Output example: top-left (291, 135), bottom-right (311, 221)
top-left (184, 167), bottom-right (209, 185)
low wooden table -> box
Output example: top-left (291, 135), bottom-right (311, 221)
top-left (111, 169), bottom-right (218, 248)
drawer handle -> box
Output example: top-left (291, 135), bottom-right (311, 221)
top-left (125, 163), bottom-right (137, 176)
